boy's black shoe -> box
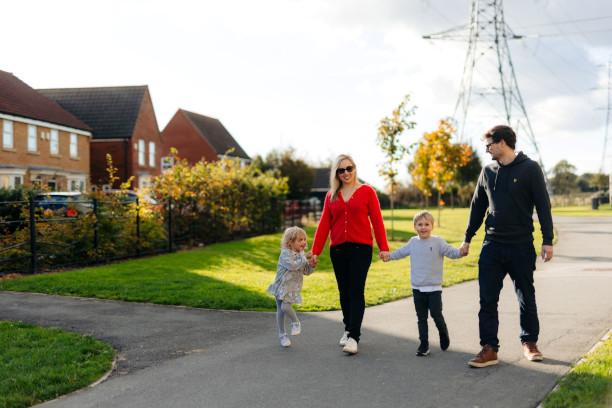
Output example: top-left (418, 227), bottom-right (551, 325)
top-left (439, 328), bottom-right (450, 351)
top-left (416, 342), bottom-right (430, 356)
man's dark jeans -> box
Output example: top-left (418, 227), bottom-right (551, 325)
top-left (330, 242), bottom-right (372, 343)
top-left (413, 289), bottom-right (448, 346)
top-left (478, 240), bottom-right (539, 350)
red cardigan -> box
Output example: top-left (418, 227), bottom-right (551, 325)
top-left (312, 184), bottom-right (389, 256)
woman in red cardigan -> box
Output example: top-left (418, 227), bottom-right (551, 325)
top-left (310, 154), bottom-right (389, 355)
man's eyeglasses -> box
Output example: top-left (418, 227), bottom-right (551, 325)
top-left (336, 166), bottom-right (355, 175)
top-left (485, 141), bottom-right (499, 150)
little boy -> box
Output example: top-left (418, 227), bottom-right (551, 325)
top-left (382, 211), bottom-right (463, 356)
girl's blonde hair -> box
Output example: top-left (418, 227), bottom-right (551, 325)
top-left (413, 210), bottom-right (435, 226)
top-left (281, 226), bottom-right (307, 249)
top-left (329, 154), bottom-right (358, 201)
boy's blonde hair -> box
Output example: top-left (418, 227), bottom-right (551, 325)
top-left (281, 226), bottom-right (308, 249)
top-left (413, 210), bottom-right (435, 226)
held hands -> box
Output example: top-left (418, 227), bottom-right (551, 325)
top-left (541, 245), bottom-right (553, 262)
top-left (379, 251), bottom-right (390, 262)
top-left (459, 242), bottom-right (470, 257)
top-left (306, 251), bottom-right (318, 268)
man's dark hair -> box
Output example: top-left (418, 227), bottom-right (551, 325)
top-left (483, 125), bottom-right (516, 150)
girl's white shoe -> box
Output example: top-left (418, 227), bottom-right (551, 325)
top-left (290, 322), bottom-right (301, 336)
top-left (342, 337), bottom-right (358, 354)
top-left (339, 331), bottom-right (350, 346)
top-left (279, 335), bottom-right (291, 347)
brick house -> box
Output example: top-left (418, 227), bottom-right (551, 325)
top-left (161, 109), bottom-right (250, 167)
top-left (39, 86), bottom-right (163, 189)
top-left (0, 70), bottom-right (92, 191)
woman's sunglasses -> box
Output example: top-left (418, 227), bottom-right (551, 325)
top-left (336, 166), bottom-right (355, 175)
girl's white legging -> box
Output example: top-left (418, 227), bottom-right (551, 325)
top-left (276, 298), bottom-right (299, 337)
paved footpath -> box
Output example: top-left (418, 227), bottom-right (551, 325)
top-left (1, 217), bottom-right (611, 408)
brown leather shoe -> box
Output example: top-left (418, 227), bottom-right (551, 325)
top-left (468, 345), bottom-right (498, 368)
top-left (522, 342), bottom-right (544, 361)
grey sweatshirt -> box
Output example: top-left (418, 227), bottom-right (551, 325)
top-left (389, 236), bottom-right (461, 287)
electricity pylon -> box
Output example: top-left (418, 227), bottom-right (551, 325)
top-left (423, 0), bottom-right (546, 173)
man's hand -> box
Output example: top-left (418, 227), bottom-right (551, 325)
top-left (459, 242), bottom-right (470, 257)
top-left (541, 245), bottom-right (553, 262)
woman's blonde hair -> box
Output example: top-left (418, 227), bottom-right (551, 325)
top-left (329, 154), bottom-right (358, 201)
top-left (281, 226), bottom-right (307, 249)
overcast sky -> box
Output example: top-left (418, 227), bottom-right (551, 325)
top-left (3, 0), bottom-right (612, 189)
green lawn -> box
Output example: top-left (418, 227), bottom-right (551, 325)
top-left (553, 205), bottom-right (612, 217)
top-left (0, 321), bottom-right (114, 408)
top-left (0, 208), bottom-right (547, 312)
top-left (542, 336), bottom-right (612, 408)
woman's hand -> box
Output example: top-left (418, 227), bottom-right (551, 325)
top-left (379, 251), bottom-right (390, 262)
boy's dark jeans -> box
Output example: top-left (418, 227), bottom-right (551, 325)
top-left (330, 242), bottom-right (372, 343)
top-left (413, 289), bottom-right (448, 346)
top-left (478, 240), bottom-right (539, 350)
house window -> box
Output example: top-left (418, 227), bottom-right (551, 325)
top-left (149, 142), bottom-right (156, 167)
top-left (47, 179), bottom-right (57, 191)
top-left (50, 129), bottom-right (59, 155)
top-left (2, 120), bottom-right (13, 149)
top-left (0, 174), bottom-right (23, 189)
top-left (28, 125), bottom-right (37, 152)
top-left (70, 133), bottom-right (78, 158)
top-left (138, 139), bottom-right (145, 166)
top-left (68, 177), bottom-right (85, 192)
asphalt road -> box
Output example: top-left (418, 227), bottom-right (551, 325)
top-left (1, 216), bottom-right (611, 408)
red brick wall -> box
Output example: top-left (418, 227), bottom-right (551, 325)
top-left (130, 89), bottom-right (163, 186)
top-left (0, 117), bottom-right (90, 189)
top-left (90, 139), bottom-right (130, 187)
top-left (88, 89), bottom-right (163, 188)
top-left (161, 110), bottom-right (218, 165)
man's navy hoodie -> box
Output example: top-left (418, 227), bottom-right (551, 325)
top-left (464, 152), bottom-right (554, 246)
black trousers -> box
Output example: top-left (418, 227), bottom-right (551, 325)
top-left (330, 242), bottom-right (372, 342)
top-left (412, 289), bottom-right (447, 345)
top-left (478, 240), bottom-right (539, 350)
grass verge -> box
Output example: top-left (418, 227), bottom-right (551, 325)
top-left (552, 205), bottom-right (612, 217)
top-left (541, 334), bottom-right (612, 408)
top-left (0, 321), bottom-right (114, 408)
top-left (0, 208), bottom-right (546, 311)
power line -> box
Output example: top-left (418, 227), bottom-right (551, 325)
top-left (524, 28), bottom-right (612, 38)
top-left (515, 15), bottom-right (612, 29)
top-left (422, 0), bottom-right (547, 175)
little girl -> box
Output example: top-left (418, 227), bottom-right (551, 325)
top-left (267, 226), bottom-right (314, 347)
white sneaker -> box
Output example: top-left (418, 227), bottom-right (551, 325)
top-left (279, 335), bottom-right (291, 347)
top-left (339, 331), bottom-right (350, 347)
top-left (290, 321), bottom-right (301, 336)
top-left (342, 337), bottom-right (358, 354)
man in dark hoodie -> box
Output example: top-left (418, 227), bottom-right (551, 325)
top-left (459, 125), bottom-right (554, 368)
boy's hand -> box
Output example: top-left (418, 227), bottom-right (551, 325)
top-left (379, 251), bottom-right (390, 262)
top-left (459, 242), bottom-right (470, 257)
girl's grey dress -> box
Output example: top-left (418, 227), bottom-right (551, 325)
top-left (267, 248), bottom-right (313, 304)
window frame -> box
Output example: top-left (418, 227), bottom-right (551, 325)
top-left (28, 125), bottom-right (38, 152)
top-left (50, 129), bottom-right (59, 155)
top-left (69, 133), bottom-right (78, 158)
top-left (2, 120), bottom-right (14, 149)
top-left (138, 139), bottom-right (146, 166)
top-left (148, 141), bottom-right (156, 167)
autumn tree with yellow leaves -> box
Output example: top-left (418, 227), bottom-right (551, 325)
top-left (377, 94), bottom-right (417, 240)
top-left (409, 119), bottom-right (472, 225)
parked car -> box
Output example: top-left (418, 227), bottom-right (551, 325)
top-left (34, 192), bottom-right (92, 216)
top-left (103, 189), bottom-right (157, 205)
